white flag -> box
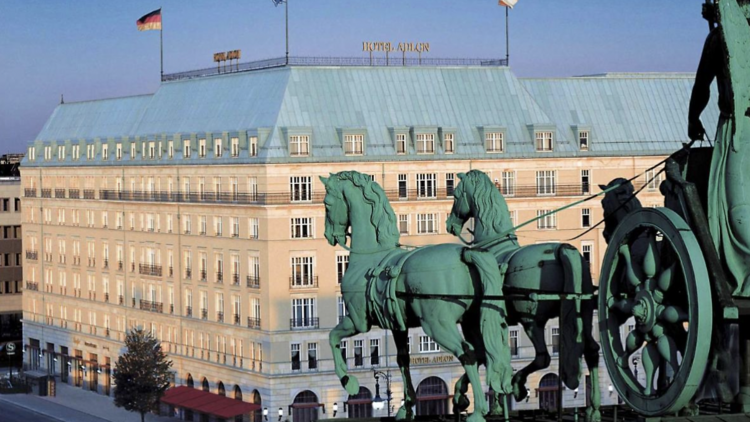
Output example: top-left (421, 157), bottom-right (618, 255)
top-left (499, 0), bottom-right (518, 8)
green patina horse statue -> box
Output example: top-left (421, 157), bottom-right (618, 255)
top-left (446, 170), bottom-right (602, 422)
top-left (321, 171), bottom-right (512, 422)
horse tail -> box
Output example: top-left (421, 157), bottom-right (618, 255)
top-left (558, 244), bottom-right (585, 389)
top-left (463, 248), bottom-right (511, 395)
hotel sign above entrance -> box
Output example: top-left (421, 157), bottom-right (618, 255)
top-left (362, 42), bottom-right (430, 53)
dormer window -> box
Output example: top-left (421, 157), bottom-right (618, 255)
top-left (344, 134), bottom-right (364, 156)
top-left (231, 137), bottom-right (240, 157)
top-left (183, 140), bottom-right (191, 158)
top-left (58, 146), bottom-right (66, 161)
top-left (485, 132), bottom-right (504, 153)
top-left (289, 135), bottom-right (309, 157)
top-left (396, 133), bottom-right (407, 155)
top-left (444, 133), bottom-right (454, 154)
top-left (44, 146), bottom-right (52, 161)
top-left (199, 139), bottom-right (206, 158)
top-left (535, 131), bottom-right (553, 152)
top-left (214, 138), bottom-right (223, 157)
top-left (73, 145), bottom-right (80, 160)
top-left (116, 143), bottom-right (122, 160)
top-left (28, 147), bottom-right (36, 161)
top-left (148, 142), bottom-right (156, 159)
top-left (102, 144), bottom-right (109, 161)
top-left (130, 142), bottom-right (136, 160)
top-left (416, 134), bottom-right (435, 154)
top-left (168, 141), bottom-right (174, 158)
top-left (249, 136), bottom-right (258, 157)
top-left (579, 130), bottom-right (589, 151)
top-left (86, 144), bottom-right (95, 160)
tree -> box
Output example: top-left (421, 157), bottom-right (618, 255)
top-left (113, 327), bottom-right (173, 422)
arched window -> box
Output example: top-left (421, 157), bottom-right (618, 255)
top-left (233, 385), bottom-right (244, 422)
top-left (186, 374), bottom-right (194, 388)
top-left (292, 390), bottom-right (319, 422)
top-left (202, 377), bottom-right (209, 392)
top-left (251, 390), bottom-right (262, 422)
top-left (348, 387), bottom-right (372, 418)
top-left (538, 373), bottom-right (559, 412)
top-left (218, 381), bottom-right (226, 397)
top-left (416, 377), bottom-right (448, 416)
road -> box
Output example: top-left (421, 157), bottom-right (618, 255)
top-left (2, 400), bottom-right (68, 422)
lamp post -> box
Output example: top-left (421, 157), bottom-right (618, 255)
top-left (372, 370), bottom-right (393, 417)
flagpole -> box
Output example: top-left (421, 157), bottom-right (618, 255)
top-left (505, 6), bottom-right (510, 66)
top-left (285, 0), bottom-right (289, 65)
top-left (160, 7), bottom-right (164, 80)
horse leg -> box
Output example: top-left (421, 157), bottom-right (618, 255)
top-left (581, 301), bottom-right (601, 422)
top-left (453, 374), bottom-right (471, 414)
top-left (393, 330), bottom-right (416, 421)
top-left (329, 315), bottom-right (362, 395)
top-left (455, 320), bottom-right (484, 414)
top-left (512, 321), bottom-right (550, 402)
top-left (424, 320), bottom-right (487, 422)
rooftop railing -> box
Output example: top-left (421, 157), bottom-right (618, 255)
top-left (162, 56), bottom-right (508, 82)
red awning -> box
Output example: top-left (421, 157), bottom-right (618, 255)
top-left (161, 386), bottom-right (260, 419)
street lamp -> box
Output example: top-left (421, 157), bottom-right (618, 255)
top-left (278, 407), bottom-right (283, 421)
top-left (332, 402), bottom-right (338, 417)
top-left (372, 370), bottom-right (393, 417)
top-left (263, 407), bottom-right (268, 421)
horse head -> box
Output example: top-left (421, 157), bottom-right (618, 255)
top-left (447, 172), bottom-right (471, 236)
top-left (447, 170), bottom-right (514, 242)
top-left (600, 178), bottom-right (642, 243)
top-left (321, 174), bottom-right (350, 247)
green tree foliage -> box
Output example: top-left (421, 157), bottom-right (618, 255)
top-left (113, 327), bottom-right (173, 422)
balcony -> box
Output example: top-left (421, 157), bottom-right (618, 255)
top-left (289, 276), bottom-right (318, 289)
top-left (139, 264), bottom-right (162, 277)
top-left (118, 261), bottom-right (123, 271)
top-left (232, 274), bottom-right (240, 286)
top-left (215, 271), bottom-right (223, 283)
top-left (139, 300), bottom-right (164, 313)
top-left (54, 189), bottom-right (66, 198)
top-left (201, 309), bottom-right (208, 320)
top-left (168, 266), bottom-right (174, 277)
top-left (185, 268), bottom-right (192, 279)
top-left (200, 270), bottom-right (207, 281)
top-left (246, 276), bottom-right (260, 289)
top-left (83, 189), bottom-right (96, 200)
top-left (119, 295), bottom-right (124, 305)
top-left (170, 304), bottom-right (174, 314)
top-left (233, 314), bottom-right (240, 325)
top-left (25, 250), bottom-right (38, 260)
top-left (41, 189), bottom-right (52, 198)
top-left (217, 312), bottom-right (224, 323)
top-left (68, 189), bottom-right (80, 199)
top-left (103, 259), bottom-right (109, 269)
top-left (185, 306), bottom-right (193, 317)
top-left (24, 188), bottom-right (36, 197)
top-left (290, 317), bottom-right (319, 330)
top-left (87, 258), bottom-right (96, 268)
top-left (104, 293), bottom-right (109, 303)
top-left (247, 317), bottom-right (261, 330)
top-left (25, 281), bottom-right (39, 291)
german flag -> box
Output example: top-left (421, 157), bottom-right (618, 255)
top-left (136, 9), bottom-right (162, 31)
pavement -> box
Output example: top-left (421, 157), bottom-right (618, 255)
top-left (0, 379), bottom-right (182, 422)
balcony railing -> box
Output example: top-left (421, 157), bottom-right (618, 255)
top-left (139, 300), bottom-right (163, 313)
top-left (185, 268), bottom-right (192, 279)
top-left (290, 317), bottom-right (319, 330)
top-left (54, 189), bottom-right (66, 198)
top-left (247, 317), bottom-right (261, 330)
top-left (233, 314), bottom-right (240, 325)
top-left (104, 293), bottom-right (109, 303)
top-left (68, 189), bottom-right (80, 199)
top-left (119, 295), bottom-right (124, 305)
top-left (139, 264), bottom-right (162, 277)
top-left (41, 189), bottom-right (52, 198)
top-left (25, 250), bottom-right (38, 260)
top-left (232, 274), bottom-right (240, 286)
top-left (246, 276), bottom-right (260, 289)
top-left (24, 188), bottom-right (36, 197)
top-left (289, 276), bottom-right (318, 289)
top-left (185, 306), bottom-right (193, 317)
top-left (201, 309), bottom-right (208, 320)
top-left (26, 281), bottom-right (39, 291)
top-left (200, 270), bottom-right (207, 281)
top-left (217, 312), bottom-right (224, 323)
top-left (118, 261), bottom-right (123, 271)
top-left (216, 271), bottom-right (223, 283)
top-left (83, 189), bottom-right (96, 199)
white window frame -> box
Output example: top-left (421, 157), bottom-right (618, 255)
top-left (344, 134), bottom-right (364, 156)
top-left (291, 256), bottom-right (316, 287)
top-left (485, 132), bottom-right (504, 153)
top-left (416, 173), bottom-right (437, 199)
top-left (579, 130), bottom-right (590, 151)
top-left (536, 210), bottom-right (557, 230)
top-left (396, 133), bottom-right (407, 155)
top-left (535, 131), bottom-right (554, 152)
top-left (398, 214), bottom-right (409, 234)
top-left (289, 135), bottom-right (310, 157)
top-left (416, 133), bottom-right (435, 154)
top-left (290, 176), bottom-right (312, 202)
top-left (581, 208), bottom-right (591, 228)
top-left (418, 335), bottom-right (440, 353)
top-left (444, 132), bottom-right (454, 154)
top-left (290, 217), bottom-right (314, 239)
top-left (536, 170), bottom-right (557, 196)
top-left (417, 213), bottom-right (438, 234)
top-left (231, 137), bottom-right (240, 157)
top-left (214, 137), bottom-right (223, 157)
top-left (183, 140), bottom-right (191, 158)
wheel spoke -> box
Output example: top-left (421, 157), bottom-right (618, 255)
top-left (656, 334), bottom-right (679, 378)
top-left (642, 236), bottom-right (659, 279)
top-left (620, 330), bottom-right (644, 367)
top-left (658, 305), bottom-right (688, 325)
top-left (608, 297), bottom-right (634, 315)
top-left (656, 263), bottom-right (675, 297)
top-left (642, 343), bottom-right (661, 395)
top-left (619, 244), bottom-right (643, 288)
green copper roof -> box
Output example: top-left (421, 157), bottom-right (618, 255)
top-left (24, 66), bottom-right (719, 167)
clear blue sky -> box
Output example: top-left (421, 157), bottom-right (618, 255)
top-left (0, 1), bottom-right (710, 153)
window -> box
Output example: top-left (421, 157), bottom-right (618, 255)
top-left (646, 169), bottom-right (663, 191)
top-left (337, 295), bottom-right (347, 321)
top-left (398, 214), bottom-right (409, 234)
top-left (168, 140), bottom-right (174, 158)
top-left (536, 170), bottom-right (556, 196)
top-left (582, 243), bottom-right (593, 270)
top-left (370, 339), bottom-right (380, 365)
top-left (249, 136), bottom-right (258, 157)
top-left (291, 217), bottom-right (314, 239)
top-left (354, 339), bottom-right (364, 367)
top-left (291, 256), bottom-right (315, 287)
top-left (581, 170), bottom-right (591, 195)
top-left (396, 133), bottom-right (407, 154)
top-left (445, 173), bottom-right (455, 197)
top-left (28, 146), bottom-right (36, 161)
top-left (344, 134), bottom-right (364, 155)
top-left (416, 173), bottom-right (437, 198)
top-left (148, 142), bottom-right (156, 159)
top-left (398, 174), bottom-right (408, 199)
top-left (289, 135), bottom-right (309, 157)
top-left (199, 139), bottom-right (206, 158)
top-left (419, 336), bottom-right (440, 353)
top-left (231, 137), bottom-right (240, 157)
top-left (551, 327), bottom-right (560, 355)
top-left (535, 131), bottom-right (554, 152)
top-left (308, 343), bottom-right (318, 370)
top-left (509, 330), bottom-right (519, 357)
top-left (416, 133), bottom-right (435, 154)
top-left (290, 176), bottom-right (312, 202)
top-left (485, 132), bottom-right (504, 153)
top-left (291, 297), bottom-right (316, 328)
top-left (183, 140), bottom-right (191, 158)
top-left (579, 130), bottom-right (589, 151)
top-left (86, 144), bottom-right (95, 160)
top-left (248, 217), bottom-right (259, 239)
top-left (581, 208), bottom-right (591, 228)
top-left (536, 210), bottom-right (556, 230)
top-left (214, 137), bottom-right (223, 157)
top-left (58, 145), bottom-right (66, 161)
top-left (444, 133), bottom-right (454, 154)
top-left (214, 216), bottom-right (223, 236)
top-left (129, 142), bottom-right (135, 160)
top-left (231, 217), bottom-right (239, 237)
top-left (116, 143), bottom-right (122, 160)
top-left (417, 213), bottom-right (438, 234)
top-left (291, 343), bottom-right (301, 370)
top-left (340, 341), bottom-right (348, 366)
top-left (336, 254), bottom-right (349, 284)
top-left (200, 215), bottom-right (207, 235)
top-left (500, 171), bottom-right (516, 197)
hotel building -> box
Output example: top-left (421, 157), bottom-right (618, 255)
top-left (0, 169), bottom-right (23, 349)
top-left (20, 61), bottom-right (717, 421)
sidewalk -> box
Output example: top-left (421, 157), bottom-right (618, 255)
top-left (0, 379), bottom-right (182, 422)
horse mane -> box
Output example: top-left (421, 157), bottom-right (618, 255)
top-left (463, 170), bottom-right (514, 235)
top-left (601, 178), bottom-right (642, 242)
top-left (337, 171), bottom-right (400, 247)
